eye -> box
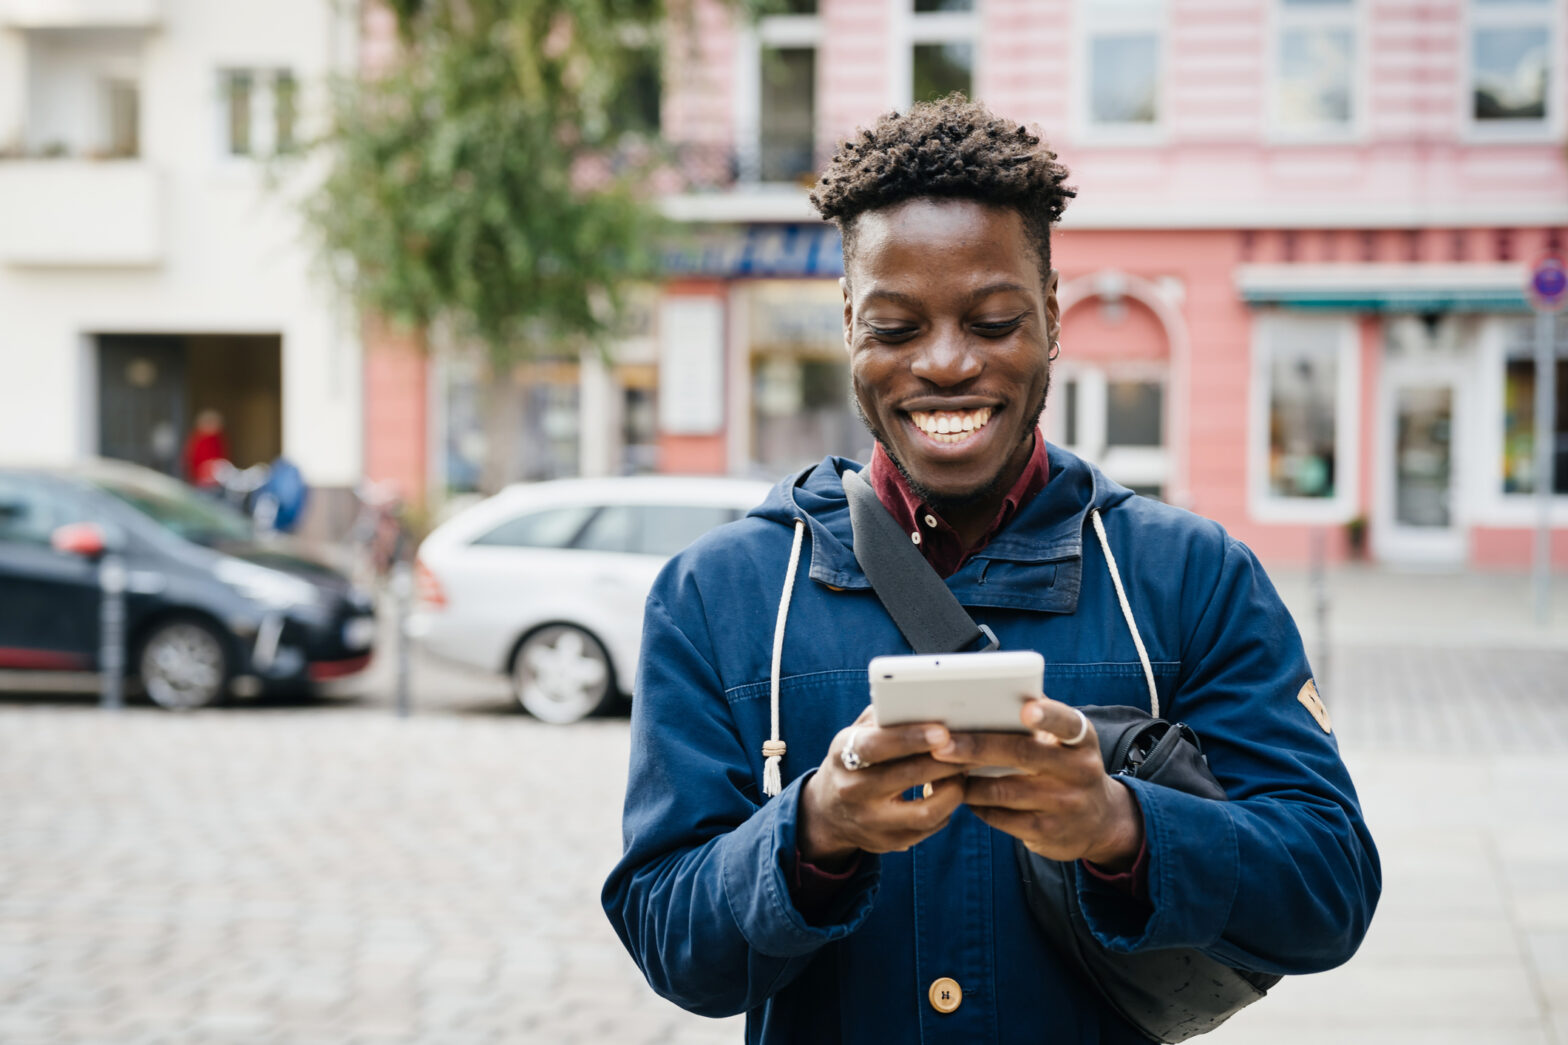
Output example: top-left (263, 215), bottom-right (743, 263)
top-left (973, 315), bottom-right (1026, 337)
top-left (865, 323), bottom-right (917, 341)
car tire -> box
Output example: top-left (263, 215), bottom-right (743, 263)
top-left (139, 618), bottom-right (230, 711)
top-left (511, 624), bottom-right (615, 724)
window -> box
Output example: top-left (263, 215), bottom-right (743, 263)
top-left (1273, 0), bottom-right (1356, 135)
top-left (743, 5), bottom-right (821, 183)
top-left (472, 505), bottom-right (597, 549)
top-left (1500, 321), bottom-right (1568, 495)
top-left (1251, 315), bottom-right (1359, 520)
top-left (1048, 366), bottom-right (1169, 499)
top-left (1470, 0), bottom-right (1554, 132)
top-left (1080, 0), bottom-right (1165, 133)
top-left (0, 478), bottom-right (69, 546)
top-left (573, 504), bottom-right (736, 556)
top-left (906, 0), bottom-right (976, 105)
top-left (221, 69), bottom-right (298, 158)
top-left (104, 79), bottom-right (140, 158)
top-left (605, 47), bottom-right (661, 139)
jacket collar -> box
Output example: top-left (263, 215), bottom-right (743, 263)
top-left (757, 444), bottom-right (1133, 615)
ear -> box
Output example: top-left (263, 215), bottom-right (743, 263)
top-left (840, 276), bottom-right (853, 354)
top-left (1044, 269), bottom-right (1062, 347)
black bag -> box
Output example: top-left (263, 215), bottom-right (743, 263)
top-left (842, 470), bottom-right (1279, 1043)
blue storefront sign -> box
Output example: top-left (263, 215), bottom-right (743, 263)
top-left (661, 224), bottom-right (845, 279)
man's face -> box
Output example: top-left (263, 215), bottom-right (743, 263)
top-left (842, 198), bottom-right (1060, 509)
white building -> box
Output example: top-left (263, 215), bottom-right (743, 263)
top-left (0, 0), bottom-right (361, 518)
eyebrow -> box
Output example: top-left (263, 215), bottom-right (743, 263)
top-left (860, 282), bottom-right (1034, 309)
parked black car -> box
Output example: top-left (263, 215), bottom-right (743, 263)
top-left (0, 460), bottom-right (375, 708)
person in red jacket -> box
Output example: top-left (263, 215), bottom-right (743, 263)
top-left (182, 409), bottom-right (229, 488)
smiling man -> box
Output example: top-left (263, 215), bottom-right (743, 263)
top-left (604, 97), bottom-right (1379, 1044)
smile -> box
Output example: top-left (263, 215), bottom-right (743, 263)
top-left (908, 407), bottom-right (993, 444)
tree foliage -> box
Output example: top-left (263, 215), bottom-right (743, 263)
top-left (308, 0), bottom-right (694, 362)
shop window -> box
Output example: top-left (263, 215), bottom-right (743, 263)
top-left (221, 68), bottom-right (298, 158)
top-left (1251, 315), bottom-right (1358, 520)
top-left (1470, 0), bottom-right (1554, 132)
top-left (1081, 0), bottom-right (1165, 133)
top-left (907, 0), bottom-right (976, 105)
top-left (1501, 354), bottom-right (1568, 495)
top-left (1273, 0), bottom-right (1356, 135)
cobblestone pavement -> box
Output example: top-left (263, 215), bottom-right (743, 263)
top-left (1, 637), bottom-right (1564, 1044)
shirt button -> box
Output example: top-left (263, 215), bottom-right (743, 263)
top-left (924, 513), bottom-right (938, 528)
top-left (928, 976), bottom-right (962, 1014)
top-left (910, 531), bottom-right (922, 545)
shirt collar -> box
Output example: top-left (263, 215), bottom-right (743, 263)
top-left (866, 428), bottom-right (1051, 578)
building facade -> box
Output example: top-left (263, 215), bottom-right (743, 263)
top-left (607, 0), bottom-right (1567, 569)
top-left (0, 0), bottom-right (362, 530)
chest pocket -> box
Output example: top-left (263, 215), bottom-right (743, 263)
top-left (1042, 660), bottom-right (1180, 713)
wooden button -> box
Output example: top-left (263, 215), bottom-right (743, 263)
top-left (928, 976), bottom-right (962, 1014)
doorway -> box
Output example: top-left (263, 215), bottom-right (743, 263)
top-left (1374, 317), bottom-right (1470, 565)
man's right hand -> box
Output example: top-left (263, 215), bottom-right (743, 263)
top-left (797, 705), bottom-right (967, 870)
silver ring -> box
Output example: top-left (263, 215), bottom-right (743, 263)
top-left (1059, 708), bottom-right (1090, 748)
top-left (840, 727), bottom-right (867, 771)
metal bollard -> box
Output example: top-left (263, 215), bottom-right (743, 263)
top-left (99, 553), bottom-right (126, 711)
top-left (391, 560), bottom-right (412, 718)
top-left (1310, 528), bottom-right (1330, 693)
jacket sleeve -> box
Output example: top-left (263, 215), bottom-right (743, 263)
top-left (1076, 534), bottom-right (1381, 975)
top-left (601, 591), bottom-right (881, 1018)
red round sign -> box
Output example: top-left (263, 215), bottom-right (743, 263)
top-left (1530, 256), bottom-right (1568, 312)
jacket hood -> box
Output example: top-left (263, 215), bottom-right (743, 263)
top-left (747, 442), bottom-right (1136, 594)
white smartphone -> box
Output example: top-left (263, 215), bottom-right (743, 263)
top-left (869, 650), bottom-right (1044, 733)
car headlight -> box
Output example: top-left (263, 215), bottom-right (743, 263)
top-left (216, 559), bottom-right (322, 610)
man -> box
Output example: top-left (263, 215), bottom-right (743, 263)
top-left (604, 97), bottom-right (1379, 1044)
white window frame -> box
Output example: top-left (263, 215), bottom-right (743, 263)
top-left (1474, 315), bottom-right (1568, 525)
top-left (216, 67), bottom-right (296, 162)
top-left (1248, 312), bottom-right (1361, 524)
top-left (1047, 360), bottom-right (1171, 495)
top-left (734, 11), bottom-right (822, 185)
top-left (1073, 0), bottom-right (1168, 144)
top-left (1266, 0), bottom-right (1365, 143)
top-left (1463, 0), bottom-right (1562, 142)
top-left (890, 2), bottom-right (981, 110)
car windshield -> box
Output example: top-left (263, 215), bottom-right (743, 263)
top-left (89, 472), bottom-right (254, 546)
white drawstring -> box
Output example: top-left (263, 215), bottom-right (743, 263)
top-left (1090, 509), bottom-right (1159, 719)
top-left (763, 518), bottom-right (806, 798)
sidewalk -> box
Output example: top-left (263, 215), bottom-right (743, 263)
top-left (1270, 564), bottom-right (1568, 650)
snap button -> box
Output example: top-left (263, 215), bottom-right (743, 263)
top-left (928, 976), bottom-right (962, 1014)
top-left (910, 531), bottom-right (922, 545)
top-left (924, 513), bottom-right (938, 528)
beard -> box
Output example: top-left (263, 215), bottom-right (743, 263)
top-left (852, 372), bottom-right (1051, 516)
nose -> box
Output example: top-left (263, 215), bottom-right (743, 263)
top-left (909, 328), bottom-right (982, 387)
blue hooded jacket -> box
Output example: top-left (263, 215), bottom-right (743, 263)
top-left (603, 446), bottom-right (1380, 1044)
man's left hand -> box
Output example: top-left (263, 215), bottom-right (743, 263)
top-left (928, 696), bottom-right (1144, 870)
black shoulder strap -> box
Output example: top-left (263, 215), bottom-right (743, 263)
top-left (841, 468), bottom-right (996, 655)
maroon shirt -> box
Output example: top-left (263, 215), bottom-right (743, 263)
top-left (790, 430), bottom-right (1147, 914)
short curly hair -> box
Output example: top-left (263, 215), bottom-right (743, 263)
top-left (809, 94), bottom-right (1075, 281)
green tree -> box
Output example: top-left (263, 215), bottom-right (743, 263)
top-left (308, 0), bottom-right (695, 363)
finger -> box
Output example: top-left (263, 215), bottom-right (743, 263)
top-left (857, 754), bottom-right (968, 795)
top-left (871, 779), bottom-right (964, 841)
top-left (963, 772), bottom-right (1088, 813)
top-left (930, 729), bottom-right (1051, 772)
top-left (1021, 697), bottom-right (1096, 749)
top-left (847, 721), bottom-right (952, 767)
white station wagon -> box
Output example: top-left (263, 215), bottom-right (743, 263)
top-left (410, 475), bottom-right (772, 723)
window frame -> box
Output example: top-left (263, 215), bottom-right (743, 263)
top-left (1248, 312), bottom-right (1362, 524)
top-left (734, 10), bottom-right (822, 185)
top-left (1266, 0), bottom-right (1365, 143)
top-left (891, 2), bottom-right (980, 109)
top-left (1073, 0), bottom-right (1169, 144)
top-left (1463, 0), bottom-right (1561, 142)
top-left (216, 67), bottom-right (298, 162)
top-left (1045, 360), bottom-right (1171, 497)
top-left (1475, 315), bottom-right (1568, 525)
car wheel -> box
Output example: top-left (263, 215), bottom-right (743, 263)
top-left (512, 624), bottom-right (614, 724)
top-left (139, 619), bottom-right (229, 711)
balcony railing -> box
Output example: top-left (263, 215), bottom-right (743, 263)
top-left (0, 160), bottom-right (162, 267)
top-left (574, 138), bottom-right (835, 196)
top-left (0, 0), bottom-right (161, 28)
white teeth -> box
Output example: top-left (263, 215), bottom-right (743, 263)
top-left (909, 408), bottom-right (993, 439)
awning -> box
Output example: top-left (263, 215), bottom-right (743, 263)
top-left (1236, 263), bottom-right (1533, 313)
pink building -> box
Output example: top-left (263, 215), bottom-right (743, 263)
top-left (366, 0), bottom-right (1568, 570)
top-left (632, 0), bottom-right (1568, 569)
